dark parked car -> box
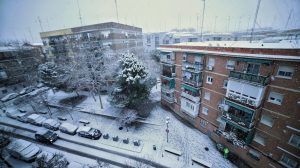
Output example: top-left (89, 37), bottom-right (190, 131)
top-left (77, 126), bottom-right (102, 140)
top-left (42, 119), bottom-right (60, 131)
top-left (35, 130), bottom-right (58, 144)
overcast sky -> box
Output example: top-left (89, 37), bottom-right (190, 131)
top-left (0, 0), bottom-right (299, 43)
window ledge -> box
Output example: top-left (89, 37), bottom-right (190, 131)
top-left (260, 121), bottom-right (273, 128)
top-left (267, 100), bottom-right (282, 106)
top-left (275, 75), bottom-right (292, 80)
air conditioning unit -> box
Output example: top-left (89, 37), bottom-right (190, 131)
top-left (207, 65), bottom-right (214, 71)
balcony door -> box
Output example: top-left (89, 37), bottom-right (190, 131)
top-left (246, 63), bottom-right (260, 75)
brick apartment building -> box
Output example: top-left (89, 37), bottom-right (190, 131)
top-left (158, 41), bottom-right (300, 168)
top-left (40, 22), bottom-right (143, 60)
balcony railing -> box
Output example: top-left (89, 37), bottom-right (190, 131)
top-left (182, 62), bottom-right (203, 73)
top-left (182, 77), bottom-right (201, 87)
top-left (161, 84), bottom-right (175, 93)
top-left (161, 58), bottom-right (175, 64)
top-left (229, 71), bottom-right (270, 86)
top-left (181, 92), bottom-right (200, 103)
top-left (222, 112), bottom-right (254, 129)
top-left (161, 71), bottom-right (175, 79)
top-left (227, 92), bottom-right (259, 107)
top-left (161, 95), bottom-right (175, 103)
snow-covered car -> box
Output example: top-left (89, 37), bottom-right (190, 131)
top-left (42, 119), bottom-right (61, 131)
top-left (77, 126), bottom-right (102, 140)
top-left (36, 83), bottom-right (44, 88)
top-left (16, 113), bottom-right (29, 123)
top-left (6, 139), bottom-right (41, 162)
top-left (19, 86), bottom-right (35, 95)
top-left (59, 122), bottom-right (78, 135)
top-left (27, 114), bottom-right (47, 126)
top-left (1, 93), bottom-right (18, 102)
top-left (5, 110), bottom-right (19, 119)
top-left (35, 130), bottom-right (58, 144)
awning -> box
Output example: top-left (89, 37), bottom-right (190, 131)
top-left (235, 58), bottom-right (272, 64)
top-left (181, 83), bottom-right (199, 92)
top-left (225, 99), bottom-right (255, 114)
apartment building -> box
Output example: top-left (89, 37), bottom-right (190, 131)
top-left (0, 44), bottom-right (43, 97)
top-left (158, 40), bottom-right (300, 168)
top-left (40, 22), bottom-right (143, 60)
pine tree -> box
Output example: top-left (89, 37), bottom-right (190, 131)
top-left (109, 53), bottom-right (149, 108)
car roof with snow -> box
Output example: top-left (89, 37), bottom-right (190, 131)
top-left (1, 93), bottom-right (18, 101)
top-left (77, 126), bottom-right (92, 133)
top-left (7, 139), bottom-right (31, 152)
top-left (36, 151), bottom-right (54, 162)
top-left (27, 114), bottom-right (41, 120)
top-left (19, 143), bottom-right (39, 157)
top-left (60, 122), bottom-right (78, 131)
top-left (43, 119), bottom-right (59, 125)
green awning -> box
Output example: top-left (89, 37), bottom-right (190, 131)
top-left (225, 99), bottom-right (255, 114)
top-left (235, 58), bottom-right (272, 64)
top-left (221, 116), bottom-right (250, 132)
top-left (181, 83), bottom-right (199, 92)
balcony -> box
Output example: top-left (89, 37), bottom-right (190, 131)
top-left (161, 71), bottom-right (175, 80)
top-left (227, 92), bottom-right (259, 108)
top-left (182, 62), bottom-right (203, 73)
top-left (161, 58), bottom-right (175, 65)
top-left (161, 94), bottom-right (175, 103)
top-left (221, 112), bottom-right (254, 129)
top-left (181, 92), bottom-right (200, 103)
top-left (182, 77), bottom-right (201, 88)
top-left (180, 98), bottom-right (200, 118)
top-left (229, 71), bottom-right (270, 86)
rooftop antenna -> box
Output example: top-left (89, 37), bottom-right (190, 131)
top-left (200, 0), bottom-right (206, 41)
top-left (196, 14), bottom-right (199, 32)
top-left (76, 0), bottom-right (83, 26)
top-left (285, 9), bottom-right (293, 29)
top-left (114, 0), bottom-right (119, 23)
top-left (37, 17), bottom-right (44, 32)
top-left (250, 0), bottom-right (261, 43)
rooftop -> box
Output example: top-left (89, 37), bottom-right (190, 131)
top-left (172, 40), bottom-right (300, 49)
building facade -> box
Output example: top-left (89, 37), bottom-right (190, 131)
top-left (0, 44), bottom-right (43, 96)
top-left (40, 22), bottom-right (143, 60)
top-left (159, 41), bottom-right (300, 168)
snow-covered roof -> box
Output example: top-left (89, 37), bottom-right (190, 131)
top-left (27, 114), bottom-right (41, 120)
top-left (172, 40), bottom-right (300, 49)
top-left (158, 47), bottom-right (300, 62)
top-left (60, 122), bottom-right (78, 131)
top-left (43, 119), bottom-right (59, 126)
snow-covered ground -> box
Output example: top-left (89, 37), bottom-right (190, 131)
top-left (1, 83), bottom-right (236, 168)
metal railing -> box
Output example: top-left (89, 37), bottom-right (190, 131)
top-left (229, 71), bottom-right (270, 85)
top-left (182, 62), bottom-right (203, 73)
top-left (182, 77), bottom-right (201, 87)
top-left (181, 92), bottom-right (200, 103)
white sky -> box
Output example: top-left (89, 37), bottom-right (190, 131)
top-left (0, 0), bottom-right (299, 42)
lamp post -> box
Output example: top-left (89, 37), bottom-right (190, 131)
top-left (166, 117), bottom-right (170, 143)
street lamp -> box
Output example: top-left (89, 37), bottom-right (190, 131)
top-left (166, 117), bottom-right (170, 143)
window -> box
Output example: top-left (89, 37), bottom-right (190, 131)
top-left (288, 134), bottom-right (300, 149)
top-left (183, 53), bottom-right (187, 61)
top-left (280, 154), bottom-right (298, 168)
top-left (204, 92), bottom-right (211, 101)
top-left (226, 60), bottom-right (235, 70)
top-left (223, 80), bottom-right (228, 88)
top-left (253, 133), bottom-right (266, 146)
top-left (277, 66), bottom-right (294, 79)
top-left (202, 107), bottom-right (208, 115)
top-left (206, 76), bottom-right (213, 84)
top-left (260, 115), bottom-right (274, 127)
top-left (248, 149), bottom-right (261, 161)
top-left (200, 119), bottom-right (207, 128)
top-left (268, 92), bottom-right (283, 105)
top-left (185, 101), bottom-right (195, 111)
top-left (246, 63), bottom-right (260, 75)
top-left (208, 58), bottom-right (215, 66)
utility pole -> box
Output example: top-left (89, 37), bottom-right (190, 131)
top-left (285, 9), bottom-right (293, 29)
top-left (250, 0), bottom-right (261, 43)
top-left (114, 0), bottom-right (119, 23)
top-left (166, 117), bottom-right (170, 143)
top-left (37, 16), bottom-right (44, 32)
top-left (196, 14), bottom-right (199, 32)
top-left (200, 0), bottom-right (206, 41)
top-left (76, 0), bottom-right (83, 26)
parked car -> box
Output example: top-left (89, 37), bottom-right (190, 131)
top-left (77, 126), bottom-right (102, 140)
top-left (6, 139), bottom-right (41, 162)
top-left (36, 83), bottom-right (44, 88)
top-left (35, 130), bottom-right (58, 144)
top-left (27, 114), bottom-right (47, 126)
top-left (19, 86), bottom-right (35, 95)
top-left (16, 113), bottom-right (29, 123)
top-left (42, 119), bottom-right (61, 131)
top-left (59, 122), bottom-right (78, 135)
top-left (57, 116), bottom-right (67, 121)
top-left (1, 93), bottom-right (18, 102)
top-left (5, 110), bottom-right (19, 119)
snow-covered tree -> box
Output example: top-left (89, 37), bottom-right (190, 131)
top-left (109, 53), bottom-right (149, 108)
top-left (38, 62), bottom-right (66, 88)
